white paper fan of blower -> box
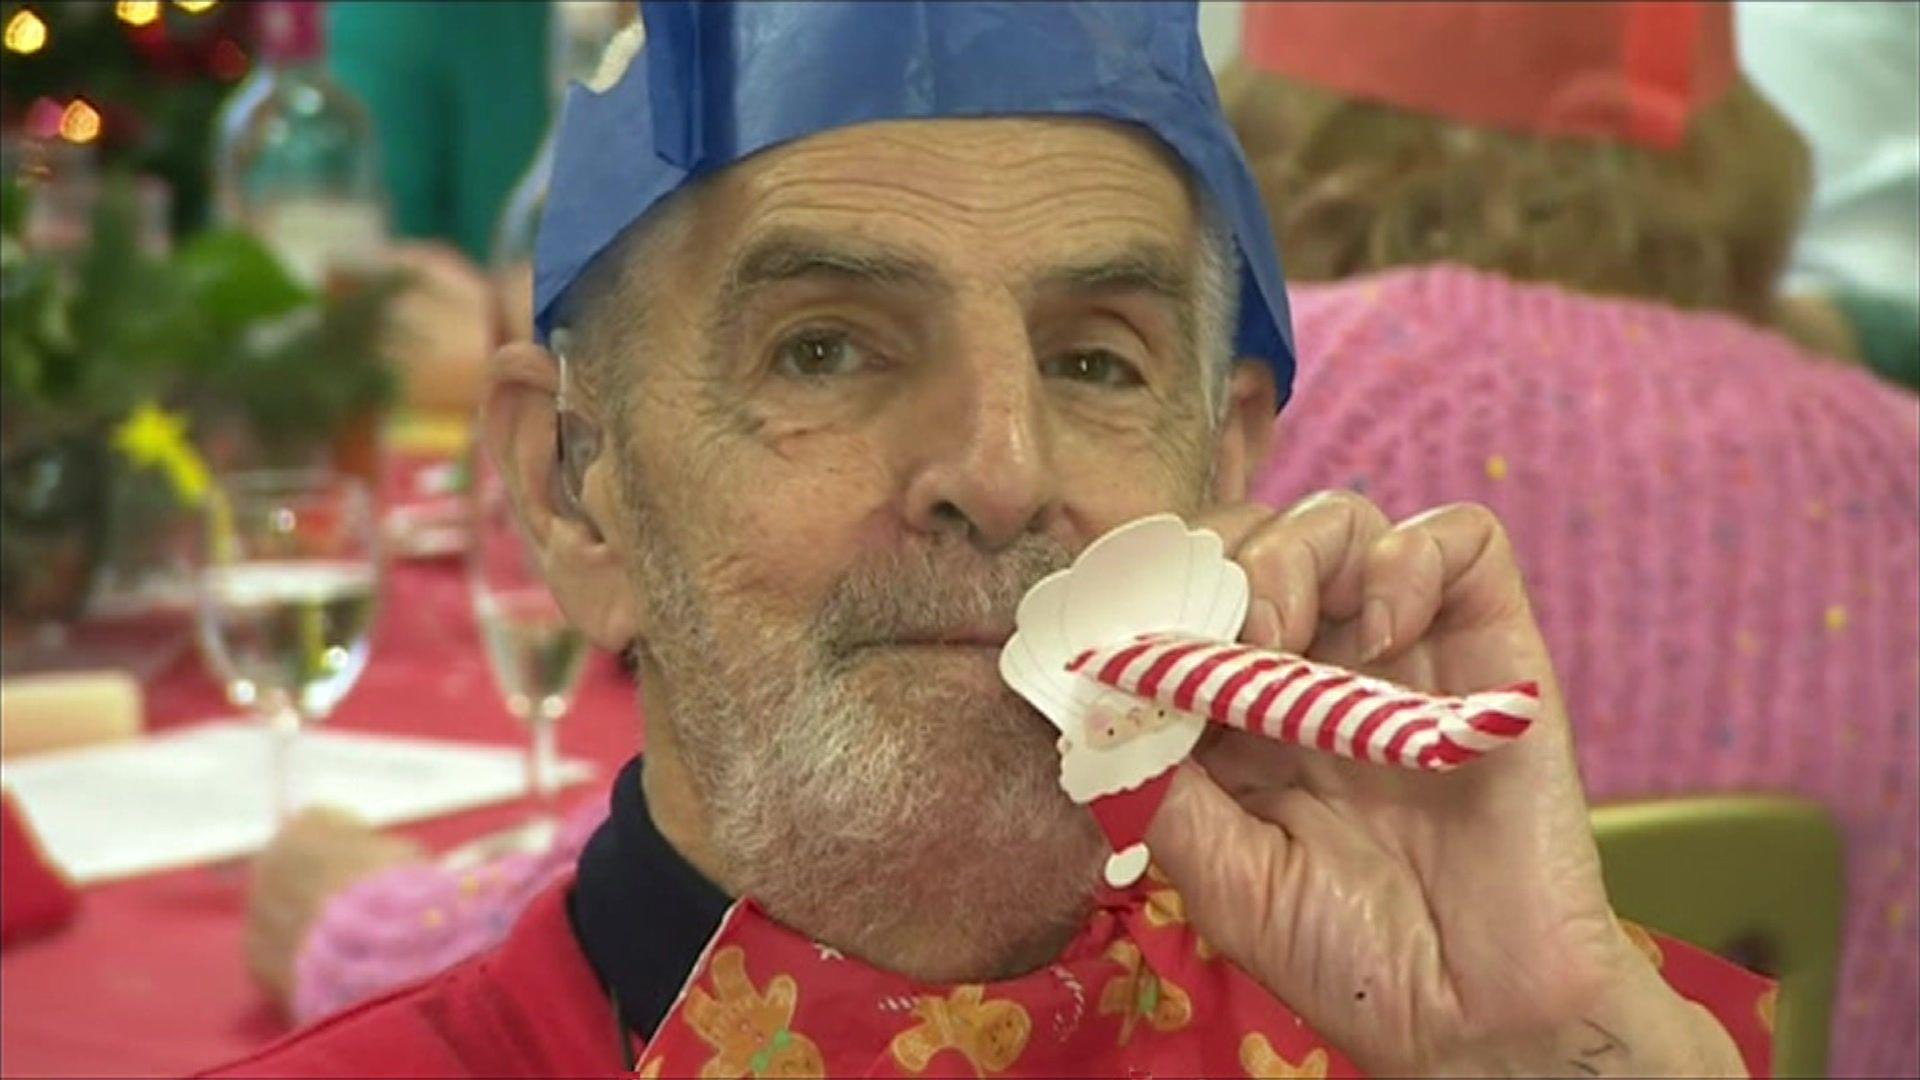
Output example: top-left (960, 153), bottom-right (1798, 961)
top-left (999, 514), bottom-right (1248, 806)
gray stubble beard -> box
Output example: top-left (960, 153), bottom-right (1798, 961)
top-left (629, 504), bottom-right (1110, 982)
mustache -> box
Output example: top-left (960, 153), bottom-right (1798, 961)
top-left (814, 533), bottom-right (1072, 662)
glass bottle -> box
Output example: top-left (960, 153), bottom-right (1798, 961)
top-left (211, 0), bottom-right (387, 291)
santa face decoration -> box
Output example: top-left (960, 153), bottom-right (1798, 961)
top-left (1000, 515), bottom-right (1540, 887)
top-left (1081, 703), bottom-right (1181, 750)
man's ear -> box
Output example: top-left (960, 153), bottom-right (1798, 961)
top-left (1210, 360), bottom-right (1279, 503)
top-left (481, 341), bottom-right (639, 653)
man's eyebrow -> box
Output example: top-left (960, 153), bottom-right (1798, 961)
top-left (710, 228), bottom-right (942, 329)
top-left (1031, 241), bottom-right (1193, 303)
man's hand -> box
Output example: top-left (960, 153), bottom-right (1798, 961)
top-left (1147, 492), bottom-right (1743, 1077)
top-left (245, 808), bottom-right (424, 1007)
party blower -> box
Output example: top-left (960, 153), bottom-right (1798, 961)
top-left (1000, 515), bottom-right (1541, 886)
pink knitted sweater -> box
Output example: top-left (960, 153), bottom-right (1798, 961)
top-left (1253, 266), bottom-right (1919, 1078)
top-left (294, 265), bottom-right (1919, 1076)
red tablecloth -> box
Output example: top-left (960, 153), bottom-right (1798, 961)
top-left (0, 548), bottom-right (641, 1077)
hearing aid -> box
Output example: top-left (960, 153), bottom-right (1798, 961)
top-left (550, 332), bottom-right (605, 540)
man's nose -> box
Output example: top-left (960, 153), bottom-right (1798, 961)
top-left (900, 327), bottom-right (1059, 551)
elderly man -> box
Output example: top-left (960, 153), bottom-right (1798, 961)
top-left (209, 4), bottom-right (1768, 1077)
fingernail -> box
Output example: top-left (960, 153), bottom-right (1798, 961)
top-left (1248, 598), bottom-right (1281, 648)
top-left (1359, 597), bottom-right (1394, 663)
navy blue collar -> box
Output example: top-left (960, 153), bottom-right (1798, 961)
top-left (567, 756), bottom-right (731, 1040)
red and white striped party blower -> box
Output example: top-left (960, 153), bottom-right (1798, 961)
top-left (999, 514), bottom-right (1540, 886)
top-left (1067, 634), bottom-right (1539, 773)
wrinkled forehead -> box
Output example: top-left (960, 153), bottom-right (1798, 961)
top-left (681, 117), bottom-right (1203, 267)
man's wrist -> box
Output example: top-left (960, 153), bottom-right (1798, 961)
top-left (1546, 929), bottom-right (1746, 1078)
top-left (1422, 925), bottom-right (1747, 1079)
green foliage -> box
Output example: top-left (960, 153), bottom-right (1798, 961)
top-left (0, 174), bottom-right (400, 459)
top-left (0, 173), bottom-right (23, 236)
top-left (174, 227), bottom-right (309, 332)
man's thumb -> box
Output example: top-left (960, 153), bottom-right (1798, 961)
top-left (1146, 763), bottom-right (1284, 910)
top-left (1143, 761), bottom-right (1305, 1000)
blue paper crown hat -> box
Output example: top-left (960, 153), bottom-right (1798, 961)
top-left (534, 0), bottom-right (1297, 409)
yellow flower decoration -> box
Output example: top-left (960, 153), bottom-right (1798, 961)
top-left (112, 402), bottom-right (210, 506)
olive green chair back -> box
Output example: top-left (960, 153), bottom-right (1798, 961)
top-left (1593, 796), bottom-right (1844, 1079)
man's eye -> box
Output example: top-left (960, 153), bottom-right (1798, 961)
top-left (773, 331), bottom-right (870, 379)
top-left (1042, 350), bottom-right (1144, 388)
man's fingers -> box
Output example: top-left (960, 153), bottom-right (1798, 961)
top-left (1271, 491), bottom-right (1392, 651)
top-left (1190, 727), bottom-right (1308, 799)
top-left (1199, 491), bottom-right (1391, 654)
top-left (1188, 503), bottom-right (1285, 647)
top-left (1361, 502), bottom-right (1532, 664)
top-left (1351, 525), bottom-right (1446, 665)
top-left (1200, 496), bottom-right (1539, 680)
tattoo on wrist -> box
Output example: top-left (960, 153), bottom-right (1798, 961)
top-left (1566, 1018), bottom-right (1628, 1077)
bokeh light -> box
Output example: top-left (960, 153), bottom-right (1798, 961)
top-left (115, 1), bottom-right (163, 28)
top-left (59, 99), bottom-right (103, 144)
top-left (4, 9), bottom-right (48, 54)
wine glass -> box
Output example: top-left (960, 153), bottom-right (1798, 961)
top-left (195, 470), bottom-right (381, 829)
top-left (465, 440), bottom-right (588, 853)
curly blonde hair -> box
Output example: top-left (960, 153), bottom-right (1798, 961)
top-left (1218, 62), bottom-right (1812, 324)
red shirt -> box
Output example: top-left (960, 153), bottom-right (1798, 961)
top-left (205, 871), bottom-right (1774, 1078)
top-left (200, 879), bottom-right (629, 1079)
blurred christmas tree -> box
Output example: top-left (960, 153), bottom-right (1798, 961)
top-left (2, 1), bottom-right (253, 235)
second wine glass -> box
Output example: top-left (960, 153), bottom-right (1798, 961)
top-left (466, 441), bottom-right (588, 851)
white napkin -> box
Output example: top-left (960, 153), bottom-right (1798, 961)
top-left (0, 721), bottom-right (593, 883)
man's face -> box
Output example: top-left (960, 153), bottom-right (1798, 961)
top-left (580, 118), bottom-right (1248, 979)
